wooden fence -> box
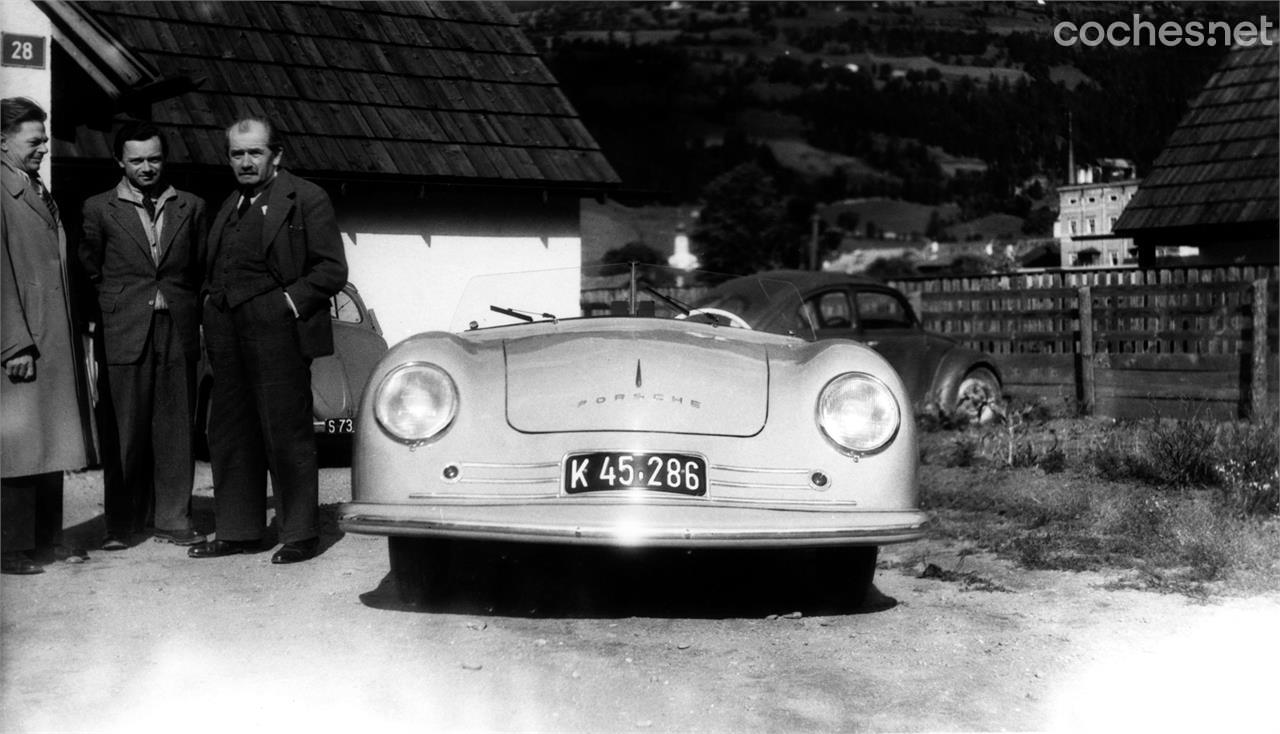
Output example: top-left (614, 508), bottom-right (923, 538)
top-left (581, 265), bottom-right (1278, 420)
top-left (887, 265), bottom-right (1280, 420)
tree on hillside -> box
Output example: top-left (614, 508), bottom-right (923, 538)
top-left (603, 241), bottom-right (667, 267)
top-left (692, 163), bottom-right (804, 275)
top-left (865, 256), bottom-right (919, 282)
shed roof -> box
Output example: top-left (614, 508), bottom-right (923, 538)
top-left (1113, 42), bottom-right (1278, 233)
top-left (55, 0), bottom-right (619, 188)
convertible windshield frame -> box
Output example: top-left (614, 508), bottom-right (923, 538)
top-left (450, 263), bottom-right (815, 340)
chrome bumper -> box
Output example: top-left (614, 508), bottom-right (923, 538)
top-left (338, 500), bottom-right (929, 548)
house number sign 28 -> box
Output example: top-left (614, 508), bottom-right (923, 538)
top-left (2, 34), bottom-right (46, 69)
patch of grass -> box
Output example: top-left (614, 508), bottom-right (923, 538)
top-left (1084, 413), bottom-right (1279, 514)
top-left (940, 435), bottom-right (980, 468)
top-left (920, 416), bottom-right (1280, 597)
top-left (1213, 413), bottom-right (1280, 518)
top-left (918, 397), bottom-right (1071, 473)
top-left (1145, 415), bottom-right (1219, 487)
top-left (1086, 427), bottom-right (1158, 483)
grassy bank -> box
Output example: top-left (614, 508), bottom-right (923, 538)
top-left (916, 406), bottom-right (1280, 597)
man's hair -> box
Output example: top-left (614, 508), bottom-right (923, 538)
top-left (112, 121), bottom-right (168, 160)
top-left (1, 97), bottom-right (47, 137)
top-left (225, 117), bottom-right (283, 152)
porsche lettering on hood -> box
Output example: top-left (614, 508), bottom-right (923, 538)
top-left (576, 393), bottom-right (701, 409)
top-left (505, 330), bottom-right (768, 436)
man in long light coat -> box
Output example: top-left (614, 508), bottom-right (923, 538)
top-left (1, 97), bottom-right (95, 575)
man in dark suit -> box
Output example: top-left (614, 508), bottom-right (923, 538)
top-left (80, 122), bottom-right (207, 551)
top-left (188, 117), bottom-right (347, 564)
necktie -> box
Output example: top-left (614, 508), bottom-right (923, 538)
top-left (31, 175), bottom-right (58, 222)
top-left (143, 197), bottom-right (160, 265)
top-left (237, 193), bottom-right (252, 219)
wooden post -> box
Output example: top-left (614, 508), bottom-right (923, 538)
top-left (1079, 286), bottom-right (1094, 415)
top-left (1252, 278), bottom-right (1269, 419)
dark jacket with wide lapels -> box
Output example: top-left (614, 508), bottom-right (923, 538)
top-left (80, 183), bottom-right (207, 364)
top-left (205, 169), bottom-right (347, 358)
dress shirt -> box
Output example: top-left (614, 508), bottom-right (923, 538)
top-left (115, 179), bottom-right (178, 311)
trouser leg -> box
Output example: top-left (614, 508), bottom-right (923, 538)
top-left (238, 292), bottom-right (319, 545)
top-left (1, 476), bottom-right (37, 553)
top-left (204, 299), bottom-right (268, 542)
top-left (95, 338), bottom-right (131, 537)
top-left (106, 353), bottom-right (152, 536)
top-left (151, 312), bottom-right (195, 532)
top-left (32, 472), bottom-right (64, 549)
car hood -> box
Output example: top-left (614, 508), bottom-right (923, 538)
top-left (504, 328), bottom-right (769, 436)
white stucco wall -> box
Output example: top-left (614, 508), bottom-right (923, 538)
top-left (342, 232), bottom-right (581, 346)
top-left (0, 0), bottom-right (54, 185)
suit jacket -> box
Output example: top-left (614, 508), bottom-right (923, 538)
top-left (1, 161), bottom-right (94, 476)
top-left (205, 169), bottom-right (347, 358)
top-left (79, 183), bottom-right (207, 364)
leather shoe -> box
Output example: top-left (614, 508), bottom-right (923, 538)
top-left (153, 528), bottom-right (207, 546)
top-left (188, 538), bottom-right (259, 558)
top-left (101, 535), bottom-right (128, 551)
top-left (55, 546), bottom-right (89, 564)
top-left (1, 553), bottom-right (43, 575)
top-left (271, 538), bottom-right (319, 564)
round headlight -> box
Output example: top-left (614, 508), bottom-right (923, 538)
top-left (374, 362), bottom-right (458, 444)
top-left (817, 372), bottom-right (900, 454)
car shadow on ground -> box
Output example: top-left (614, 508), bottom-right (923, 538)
top-left (358, 541), bottom-right (898, 619)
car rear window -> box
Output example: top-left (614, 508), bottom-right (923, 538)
top-left (856, 291), bottom-right (913, 330)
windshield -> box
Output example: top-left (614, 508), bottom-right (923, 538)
top-left (449, 263), bottom-right (815, 340)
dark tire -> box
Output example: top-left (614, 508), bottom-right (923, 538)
top-left (388, 536), bottom-right (448, 606)
top-left (955, 367), bottom-right (1001, 423)
top-left (814, 545), bottom-right (879, 611)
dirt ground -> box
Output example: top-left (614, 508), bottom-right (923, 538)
top-left (2, 461), bottom-right (1276, 733)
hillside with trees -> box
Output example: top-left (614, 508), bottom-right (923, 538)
top-left (510, 1), bottom-right (1272, 273)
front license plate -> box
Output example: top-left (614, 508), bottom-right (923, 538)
top-left (324, 418), bottom-right (354, 434)
top-left (564, 452), bottom-right (707, 496)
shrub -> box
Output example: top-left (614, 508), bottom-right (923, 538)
top-left (941, 435), bottom-right (980, 467)
top-left (980, 400), bottom-right (1064, 472)
top-left (1037, 444), bottom-right (1067, 474)
top-left (1087, 428), bottom-right (1151, 481)
top-left (1087, 416), bottom-right (1225, 487)
top-left (917, 404), bottom-right (972, 433)
top-left (1144, 415), bottom-right (1218, 487)
top-left (1213, 413), bottom-right (1280, 518)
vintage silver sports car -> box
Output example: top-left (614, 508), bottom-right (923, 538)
top-left (695, 270), bottom-right (1003, 421)
top-left (338, 265), bottom-right (928, 607)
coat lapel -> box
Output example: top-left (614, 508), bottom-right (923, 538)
top-left (106, 198), bottom-right (153, 262)
top-left (2, 164), bottom-right (56, 229)
top-left (261, 171), bottom-right (294, 255)
top-left (207, 192), bottom-right (238, 271)
top-left (156, 195), bottom-right (189, 265)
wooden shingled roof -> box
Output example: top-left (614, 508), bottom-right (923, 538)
top-left (60, 0), bottom-right (619, 187)
top-left (1113, 42), bottom-right (1278, 233)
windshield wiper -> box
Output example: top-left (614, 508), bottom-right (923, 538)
top-left (490, 305), bottom-right (557, 324)
top-left (643, 286), bottom-right (690, 316)
top-left (644, 286), bottom-right (727, 326)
